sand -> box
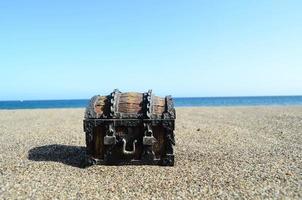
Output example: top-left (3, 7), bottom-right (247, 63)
top-left (0, 107), bottom-right (301, 199)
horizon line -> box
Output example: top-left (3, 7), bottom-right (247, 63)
top-left (1, 94), bottom-right (302, 102)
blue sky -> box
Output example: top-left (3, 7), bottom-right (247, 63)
top-left (0, 1), bottom-right (301, 100)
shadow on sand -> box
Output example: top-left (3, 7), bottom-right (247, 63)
top-left (28, 144), bottom-right (86, 168)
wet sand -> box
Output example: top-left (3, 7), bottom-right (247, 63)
top-left (0, 107), bottom-right (301, 199)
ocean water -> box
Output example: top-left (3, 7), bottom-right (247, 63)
top-left (0, 96), bottom-right (302, 110)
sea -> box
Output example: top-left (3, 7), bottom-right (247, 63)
top-left (0, 96), bottom-right (302, 110)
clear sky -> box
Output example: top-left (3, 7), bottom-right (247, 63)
top-left (0, 1), bottom-right (301, 100)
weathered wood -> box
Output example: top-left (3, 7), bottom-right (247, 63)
top-left (153, 96), bottom-right (165, 115)
top-left (94, 96), bottom-right (107, 116)
top-left (88, 91), bottom-right (173, 119)
top-left (118, 92), bottom-right (143, 114)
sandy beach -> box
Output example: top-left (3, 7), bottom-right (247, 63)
top-left (0, 107), bottom-right (301, 199)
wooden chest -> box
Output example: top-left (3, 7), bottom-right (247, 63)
top-left (83, 89), bottom-right (176, 166)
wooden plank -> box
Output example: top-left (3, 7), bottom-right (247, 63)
top-left (118, 93), bottom-right (143, 114)
top-left (94, 96), bottom-right (107, 115)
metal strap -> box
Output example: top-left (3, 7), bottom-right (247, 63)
top-left (109, 89), bottom-right (120, 118)
top-left (143, 89), bottom-right (153, 119)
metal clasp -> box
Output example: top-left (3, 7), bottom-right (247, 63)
top-left (143, 123), bottom-right (156, 145)
top-left (104, 123), bottom-right (116, 145)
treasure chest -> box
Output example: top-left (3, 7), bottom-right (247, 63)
top-left (83, 89), bottom-right (176, 166)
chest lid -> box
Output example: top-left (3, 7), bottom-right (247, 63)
top-left (85, 89), bottom-right (175, 120)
